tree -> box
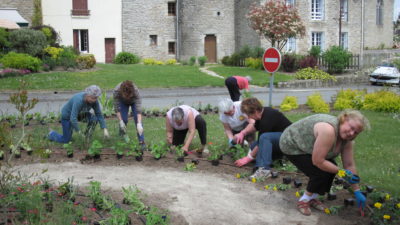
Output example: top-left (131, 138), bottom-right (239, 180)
top-left (394, 14), bottom-right (400, 47)
top-left (247, 0), bottom-right (306, 51)
top-left (31, 0), bottom-right (43, 27)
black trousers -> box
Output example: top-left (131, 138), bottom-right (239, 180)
top-left (173, 115), bottom-right (207, 146)
top-left (285, 154), bottom-right (336, 195)
top-left (225, 76), bottom-right (240, 101)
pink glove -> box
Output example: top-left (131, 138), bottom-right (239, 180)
top-left (235, 156), bottom-right (254, 167)
top-left (235, 132), bottom-right (245, 144)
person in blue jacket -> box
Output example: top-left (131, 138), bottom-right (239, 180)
top-left (48, 85), bottom-right (109, 143)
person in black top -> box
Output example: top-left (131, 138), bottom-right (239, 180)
top-left (233, 97), bottom-right (291, 180)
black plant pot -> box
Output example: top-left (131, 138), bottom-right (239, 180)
top-left (40, 120), bottom-right (47, 125)
top-left (366, 185), bottom-right (374, 193)
top-left (135, 155), bottom-right (143, 161)
top-left (154, 156), bottom-right (161, 160)
top-left (117, 154), bottom-right (123, 159)
top-left (15, 154), bottom-right (21, 159)
top-left (27, 151), bottom-right (33, 155)
top-left (191, 159), bottom-right (199, 165)
top-left (211, 159), bottom-right (219, 166)
top-left (334, 177), bottom-right (345, 185)
top-left (344, 198), bottom-right (355, 206)
top-left (0, 155), bottom-right (3, 160)
top-left (271, 171), bottom-right (279, 178)
top-left (177, 157), bottom-right (184, 162)
top-left (219, 155), bottom-right (223, 160)
top-left (327, 193), bottom-right (337, 201)
top-left (93, 154), bottom-right (100, 159)
top-left (293, 179), bottom-right (302, 188)
top-left (45, 203), bottom-right (53, 212)
top-left (282, 177), bottom-right (292, 184)
top-left (67, 153), bottom-right (74, 158)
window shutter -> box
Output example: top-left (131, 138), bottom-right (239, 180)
top-left (73, 30), bottom-right (79, 51)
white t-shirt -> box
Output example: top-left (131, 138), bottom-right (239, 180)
top-left (167, 105), bottom-right (199, 130)
top-left (219, 101), bottom-right (248, 131)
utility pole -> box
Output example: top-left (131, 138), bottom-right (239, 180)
top-left (339, 0), bottom-right (342, 47)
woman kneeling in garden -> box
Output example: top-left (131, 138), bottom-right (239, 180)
top-left (113, 80), bottom-right (146, 150)
top-left (166, 105), bottom-right (207, 154)
top-left (279, 110), bottom-right (370, 216)
top-left (48, 85), bottom-right (109, 143)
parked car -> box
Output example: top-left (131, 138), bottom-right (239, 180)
top-left (369, 65), bottom-right (400, 86)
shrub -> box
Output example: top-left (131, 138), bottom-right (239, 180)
top-left (165, 59), bottom-right (177, 65)
top-left (41, 56), bottom-right (57, 70)
top-left (392, 58), bottom-right (400, 70)
top-left (76, 54), bottom-right (96, 69)
top-left (189, 56), bottom-right (196, 66)
top-left (333, 89), bottom-right (366, 110)
top-left (198, 56), bottom-right (207, 67)
top-left (230, 53), bottom-right (241, 66)
top-left (143, 58), bottom-right (156, 65)
top-left (250, 46), bottom-right (264, 58)
top-left (32, 25), bottom-right (60, 47)
top-left (113, 52), bottom-right (140, 64)
top-left (280, 96), bottom-right (299, 112)
top-left (322, 46), bottom-right (351, 74)
top-left (0, 28), bottom-right (10, 53)
top-left (58, 46), bottom-right (78, 69)
top-left (282, 54), bottom-right (297, 72)
top-left (8, 29), bottom-right (47, 56)
top-left (0, 52), bottom-right (42, 72)
top-left (309, 46), bottom-right (322, 58)
top-left (245, 57), bottom-right (262, 70)
top-left (221, 56), bottom-right (232, 66)
top-left (362, 91), bottom-right (400, 113)
top-left (306, 92), bottom-right (330, 113)
top-left (43, 46), bottom-right (64, 59)
top-left (295, 67), bottom-right (337, 81)
top-left (239, 45), bottom-right (251, 59)
top-left (298, 56), bottom-right (317, 69)
top-left (155, 60), bottom-right (164, 65)
top-left (180, 60), bottom-right (188, 65)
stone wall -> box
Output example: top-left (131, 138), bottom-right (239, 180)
top-left (234, 0), bottom-right (260, 52)
top-left (0, 0), bottom-right (33, 24)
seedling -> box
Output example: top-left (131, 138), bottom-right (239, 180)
top-left (88, 140), bottom-right (103, 158)
top-left (122, 186), bottom-right (148, 214)
top-left (326, 205), bottom-right (343, 215)
top-left (87, 181), bottom-right (104, 209)
top-left (63, 142), bottom-right (74, 157)
top-left (42, 149), bottom-right (52, 158)
top-left (184, 162), bottom-right (196, 172)
top-left (145, 207), bottom-right (169, 225)
top-left (113, 141), bottom-right (127, 159)
top-left (175, 146), bottom-right (185, 162)
top-left (102, 207), bottom-right (132, 225)
top-left (208, 143), bottom-right (222, 163)
top-left (150, 141), bottom-right (168, 159)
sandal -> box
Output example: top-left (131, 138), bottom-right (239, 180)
top-left (297, 201), bottom-right (311, 216)
top-left (309, 199), bottom-right (327, 211)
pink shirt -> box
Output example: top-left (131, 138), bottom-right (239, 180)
top-left (167, 105), bottom-right (199, 130)
top-left (233, 76), bottom-right (249, 90)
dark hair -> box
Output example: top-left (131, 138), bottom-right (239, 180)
top-left (120, 80), bottom-right (135, 100)
top-left (241, 97), bottom-right (263, 115)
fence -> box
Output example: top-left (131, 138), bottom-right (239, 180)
top-left (317, 55), bottom-right (360, 71)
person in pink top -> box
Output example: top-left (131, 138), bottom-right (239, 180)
top-left (166, 105), bottom-right (207, 154)
top-left (224, 75), bottom-right (252, 101)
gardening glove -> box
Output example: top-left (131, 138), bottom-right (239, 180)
top-left (103, 128), bottom-right (110, 139)
top-left (338, 169), bottom-right (360, 184)
top-left (119, 120), bottom-right (126, 133)
top-left (243, 140), bottom-right (249, 146)
top-left (234, 154), bottom-right (254, 167)
top-left (234, 132), bottom-right (245, 144)
top-left (354, 190), bottom-right (366, 210)
top-left (137, 122), bottom-right (144, 135)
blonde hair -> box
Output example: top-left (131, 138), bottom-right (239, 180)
top-left (338, 110), bottom-right (371, 131)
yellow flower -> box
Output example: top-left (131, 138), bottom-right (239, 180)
top-left (397, 203), bottom-right (400, 209)
top-left (337, 170), bottom-right (346, 178)
top-left (385, 194), bottom-right (390, 201)
top-left (251, 177), bottom-right (256, 183)
top-left (295, 191), bottom-right (300, 197)
top-left (324, 208), bottom-right (331, 214)
top-left (264, 185), bottom-right (269, 190)
top-left (273, 186), bottom-right (278, 191)
top-left (236, 173), bottom-right (241, 179)
top-left (374, 202), bottom-right (382, 209)
top-left (383, 215), bottom-right (391, 220)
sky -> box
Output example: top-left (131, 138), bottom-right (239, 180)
top-left (395, 0), bottom-right (400, 21)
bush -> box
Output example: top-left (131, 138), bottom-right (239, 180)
top-left (282, 54), bottom-right (297, 72)
top-left (76, 54), bottom-right (96, 69)
top-left (143, 58), bottom-right (156, 65)
top-left (280, 96), bottom-right (298, 112)
top-left (362, 91), bottom-right (400, 113)
top-left (298, 56), bottom-right (317, 69)
top-left (0, 28), bottom-right (10, 53)
top-left (322, 46), bottom-right (351, 74)
top-left (295, 67), bottom-right (337, 81)
top-left (113, 52), bottom-right (140, 64)
top-left (221, 56), bottom-right (232, 66)
top-left (239, 45), bottom-right (251, 59)
top-left (32, 25), bottom-right (60, 47)
top-left (41, 56), bottom-right (57, 70)
top-left (165, 59), bottom-right (177, 65)
top-left (306, 92), bottom-right (330, 113)
top-left (189, 56), bottom-right (196, 66)
top-left (245, 57), bottom-right (262, 70)
top-left (230, 53), bottom-right (241, 66)
top-left (8, 29), bottom-right (47, 56)
top-left (155, 60), bottom-right (164, 65)
top-left (309, 46), bottom-right (322, 58)
top-left (58, 46), bottom-right (78, 69)
top-left (0, 52), bottom-right (42, 72)
top-left (392, 58), bottom-right (400, 70)
top-left (333, 89), bottom-right (366, 110)
top-left (43, 46), bottom-right (64, 59)
top-left (198, 56), bottom-right (207, 67)
top-left (250, 46), bottom-right (264, 58)
top-left (180, 60), bottom-right (188, 65)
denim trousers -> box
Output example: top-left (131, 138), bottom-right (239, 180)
top-left (252, 132), bottom-right (283, 169)
top-left (119, 101), bottom-right (145, 143)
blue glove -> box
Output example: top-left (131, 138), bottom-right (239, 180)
top-left (344, 169), bottom-right (360, 184)
top-left (354, 190), bottom-right (366, 209)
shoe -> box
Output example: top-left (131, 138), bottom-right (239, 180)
top-left (297, 201), bottom-right (311, 216)
top-left (309, 199), bottom-right (326, 211)
top-left (249, 167), bottom-right (271, 180)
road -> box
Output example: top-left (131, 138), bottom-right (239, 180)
top-left (0, 84), bottom-right (398, 115)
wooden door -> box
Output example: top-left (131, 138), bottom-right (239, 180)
top-left (204, 35), bottom-right (216, 63)
top-left (105, 38), bottom-right (115, 63)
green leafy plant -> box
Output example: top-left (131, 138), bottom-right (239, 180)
top-left (100, 207), bottom-right (132, 225)
top-left (174, 145), bottom-right (185, 159)
top-left (87, 181), bottom-right (104, 208)
top-left (88, 140), bottom-right (103, 157)
top-left (98, 92), bottom-right (114, 117)
top-left (184, 162), bottom-right (196, 172)
top-left (198, 56), bottom-right (208, 67)
top-left (322, 45), bottom-right (352, 73)
top-left (306, 92), bottom-right (330, 113)
top-left (189, 56), bottom-right (196, 66)
top-left (295, 67), bottom-right (337, 81)
top-left (150, 141), bottom-right (168, 159)
top-left (280, 96), bottom-right (299, 112)
top-left (362, 90), bottom-right (400, 113)
top-left (145, 207), bottom-right (169, 225)
top-left (113, 52), bottom-right (140, 64)
top-left (207, 143), bottom-right (222, 161)
top-left (113, 141), bottom-right (127, 156)
top-left (333, 89), bottom-right (366, 110)
top-left (63, 142), bottom-right (74, 156)
top-left (122, 186), bottom-right (148, 214)
top-left (76, 54), bottom-right (96, 69)
top-left (8, 29), bottom-right (47, 56)
top-left (42, 148), bottom-right (52, 158)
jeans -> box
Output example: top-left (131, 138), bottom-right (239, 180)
top-left (119, 101), bottom-right (145, 143)
top-left (253, 132), bottom-right (283, 169)
top-left (48, 113), bottom-right (98, 143)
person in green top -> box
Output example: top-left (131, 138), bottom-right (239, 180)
top-left (279, 110), bottom-right (370, 216)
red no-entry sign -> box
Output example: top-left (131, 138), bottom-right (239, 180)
top-left (263, 47), bottom-right (281, 73)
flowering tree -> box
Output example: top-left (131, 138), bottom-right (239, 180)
top-left (247, 0), bottom-right (306, 51)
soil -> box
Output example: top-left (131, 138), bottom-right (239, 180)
top-left (6, 148), bottom-right (372, 225)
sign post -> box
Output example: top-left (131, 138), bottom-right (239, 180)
top-left (262, 47), bottom-right (281, 106)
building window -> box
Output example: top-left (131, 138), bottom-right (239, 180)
top-left (340, 0), bottom-right (348, 22)
top-left (168, 42), bottom-right (176, 54)
top-left (311, 0), bottom-right (324, 20)
top-left (150, 35), bottom-right (157, 46)
top-left (285, 37), bottom-right (296, 52)
top-left (72, 0), bottom-right (90, 16)
top-left (286, 0), bottom-right (295, 7)
top-left (168, 2), bottom-right (176, 16)
top-left (340, 32), bottom-right (348, 49)
top-left (376, 0), bottom-right (383, 25)
top-left (73, 29), bottom-right (89, 53)
top-left (311, 32), bottom-right (324, 49)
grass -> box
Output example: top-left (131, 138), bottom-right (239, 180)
top-left (7, 110), bottom-right (400, 195)
top-left (207, 65), bottom-right (295, 86)
top-left (0, 64), bottom-right (224, 91)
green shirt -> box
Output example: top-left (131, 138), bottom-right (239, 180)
top-left (279, 114), bottom-right (342, 159)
